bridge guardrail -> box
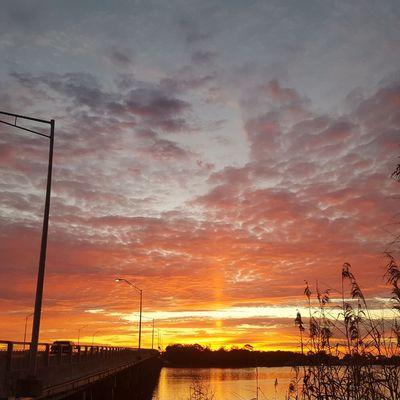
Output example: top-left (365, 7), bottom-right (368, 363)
top-left (0, 340), bottom-right (152, 372)
top-left (0, 340), bottom-right (160, 398)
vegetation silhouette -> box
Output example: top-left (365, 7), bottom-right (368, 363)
top-left (163, 342), bottom-right (400, 370)
top-left (163, 344), bottom-right (343, 368)
top-left (285, 163), bottom-right (400, 399)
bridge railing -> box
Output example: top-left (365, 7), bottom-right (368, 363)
top-left (0, 340), bottom-right (146, 373)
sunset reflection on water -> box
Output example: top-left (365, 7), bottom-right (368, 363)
top-left (153, 367), bottom-right (296, 400)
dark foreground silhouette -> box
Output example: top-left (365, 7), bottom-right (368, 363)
top-left (162, 344), bottom-right (400, 368)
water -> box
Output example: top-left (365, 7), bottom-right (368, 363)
top-left (152, 367), bottom-right (296, 400)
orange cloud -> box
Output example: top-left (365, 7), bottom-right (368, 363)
top-left (0, 75), bottom-right (399, 351)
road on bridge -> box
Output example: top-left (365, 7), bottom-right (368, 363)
top-left (0, 340), bottom-right (160, 399)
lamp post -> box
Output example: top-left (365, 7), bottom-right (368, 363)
top-left (23, 313), bottom-right (34, 351)
top-left (77, 324), bottom-right (88, 346)
top-left (151, 318), bottom-right (155, 350)
top-left (115, 278), bottom-right (143, 349)
top-left (92, 331), bottom-right (100, 346)
top-left (0, 111), bottom-right (55, 375)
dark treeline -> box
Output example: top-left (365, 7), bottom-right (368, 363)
top-left (162, 344), bottom-right (315, 367)
top-left (162, 344), bottom-right (400, 368)
top-left (163, 343), bottom-right (307, 367)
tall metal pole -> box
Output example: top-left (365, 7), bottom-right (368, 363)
top-left (23, 316), bottom-right (28, 351)
top-left (138, 290), bottom-right (142, 349)
top-left (92, 331), bottom-right (100, 346)
top-left (115, 278), bottom-right (143, 350)
top-left (29, 119), bottom-right (55, 374)
top-left (151, 318), bottom-right (155, 350)
top-left (23, 313), bottom-right (33, 351)
top-left (77, 324), bottom-right (88, 346)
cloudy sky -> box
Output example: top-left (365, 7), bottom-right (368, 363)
top-left (1, 0), bottom-right (399, 350)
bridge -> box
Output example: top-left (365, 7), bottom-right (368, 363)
top-left (0, 340), bottom-right (161, 400)
top-left (0, 113), bottom-right (163, 399)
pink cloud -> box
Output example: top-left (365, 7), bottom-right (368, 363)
top-left (1, 74), bottom-right (399, 349)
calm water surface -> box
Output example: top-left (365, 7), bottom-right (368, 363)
top-left (153, 367), bottom-right (296, 400)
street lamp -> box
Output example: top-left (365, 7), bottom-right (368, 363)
top-left (92, 330), bottom-right (100, 346)
top-left (77, 324), bottom-right (88, 346)
top-left (115, 278), bottom-right (143, 349)
top-left (0, 111), bottom-right (55, 374)
top-left (152, 318), bottom-right (155, 350)
top-left (23, 313), bottom-right (34, 351)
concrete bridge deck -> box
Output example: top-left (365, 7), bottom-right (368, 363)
top-left (0, 340), bottom-right (160, 399)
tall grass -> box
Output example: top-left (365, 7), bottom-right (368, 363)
top-left (188, 376), bottom-right (215, 400)
top-left (289, 256), bottom-right (400, 400)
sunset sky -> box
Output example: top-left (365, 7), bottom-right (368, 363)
top-left (1, 1), bottom-right (400, 351)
